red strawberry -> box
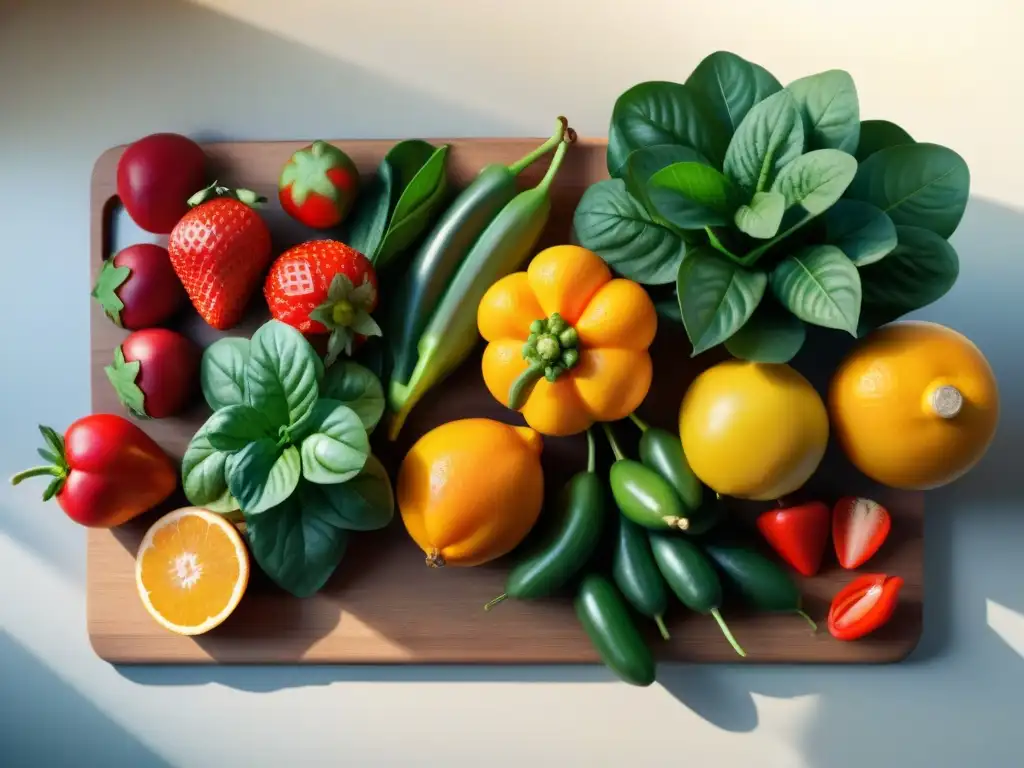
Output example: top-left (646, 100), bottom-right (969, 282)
top-left (756, 501), bottom-right (831, 577)
top-left (833, 497), bottom-right (891, 569)
top-left (167, 184), bottom-right (272, 330)
top-left (278, 141), bottom-right (360, 229)
top-left (264, 239), bottom-right (380, 366)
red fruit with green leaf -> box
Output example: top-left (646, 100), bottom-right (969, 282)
top-left (278, 141), bottom-right (360, 229)
top-left (263, 239), bottom-right (381, 366)
top-left (105, 328), bottom-right (201, 419)
top-left (91, 243), bottom-right (187, 329)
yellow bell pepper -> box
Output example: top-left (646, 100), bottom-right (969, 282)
top-left (476, 244), bottom-right (657, 436)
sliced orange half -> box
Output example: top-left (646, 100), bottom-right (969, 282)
top-left (135, 506), bottom-right (250, 636)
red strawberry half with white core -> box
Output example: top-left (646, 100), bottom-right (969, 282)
top-left (833, 496), bottom-right (892, 569)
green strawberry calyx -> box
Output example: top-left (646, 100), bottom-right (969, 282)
top-left (104, 345), bottom-right (149, 419)
top-left (279, 141), bottom-right (353, 205)
top-left (9, 425), bottom-right (70, 502)
top-left (91, 258), bottom-right (132, 327)
top-left (187, 180), bottom-right (268, 209)
top-left (309, 273), bottom-right (382, 367)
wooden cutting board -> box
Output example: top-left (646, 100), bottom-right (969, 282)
top-left (87, 136), bottom-right (923, 665)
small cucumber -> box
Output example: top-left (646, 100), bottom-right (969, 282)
top-left (704, 543), bottom-right (816, 630)
top-left (575, 573), bottom-right (656, 687)
top-left (648, 533), bottom-right (747, 657)
top-left (632, 416), bottom-right (703, 512)
top-left (602, 425), bottom-right (690, 531)
top-left (613, 515), bottom-right (671, 640)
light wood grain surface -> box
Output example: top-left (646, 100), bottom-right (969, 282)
top-left (87, 137), bottom-right (923, 665)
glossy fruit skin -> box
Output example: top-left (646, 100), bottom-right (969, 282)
top-left (167, 197), bottom-right (272, 330)
top-left (756, 501), bottom-right (831, 577)
top-left (92, 244), bottom-right (187, 329)
top-left (278, 141), bottom-right (360, 229)
top-left (119, 328), bottom-right (200, 418)
top-left (612, 515), bottom-right (671, 638)
top-left (609, 459), bottom-right (688, 531)
top-left (828, 320), bottom-right (999, 491)
top-left (648, 533), bottom-right (722, 615)
top-left (827, 573), bottom-right (903, 641)
top-left (116, 133), bottom-right (207, 234)
top-left (574, 573), bottom-right (656, 687)
top-left (396, 418), bottom-right (544, 567)
top-left (638, 426), bottom-right (703, 511)
top-left (679, 360), bottom-right (829, 501)
top-left (703, 543), bottom-right (804, 615)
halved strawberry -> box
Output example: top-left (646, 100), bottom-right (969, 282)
top-left (833, 497), bottom-right (891, 569)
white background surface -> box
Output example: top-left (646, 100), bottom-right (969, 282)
top-left (2, 1), bottom-right (1022, 766)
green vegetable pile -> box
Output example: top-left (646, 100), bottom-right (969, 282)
top-left (573, 50), bottom-right (969, 362)
top-left (182, 320), bottom-right (393, 598)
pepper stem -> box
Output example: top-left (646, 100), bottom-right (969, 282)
top-left (508, 362), bottom-right (547, 410)
top-left (628, 412), bottom-right (650, 433)
top-left (10, 465), bottom-right (62, 484)
top-left (484, 594), bottom-right (508, 611)
top-left (797, 610), bottom-right (818, 632)
top-left (507, 117), bottom-right (568, 176)
top-left (654, 614), bottom-right (671, 641)
top-left (585, 428), bottom-right (596, 474)
top-left (601, 423), bottom-right (626, 463)
top-left (711, 607), bottom-right (747, 657)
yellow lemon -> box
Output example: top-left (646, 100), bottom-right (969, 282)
top-left (679, 360), bottom-right (829, 501)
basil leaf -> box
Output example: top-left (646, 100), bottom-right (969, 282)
top-left (771, 149), bottom-right (858, 215)
top-left (375, 145), bottom-right (450, 268)
top-left (572, 178), bottom-right (685, 285)
top-left (244, 488), bottom-right (350, 598)
top-left (725, 296), bottom-right (807, 364)
top-left (676, 247), bottom-right (767, 355)
top-left (824, 200), bottom-right (897, 266)
top-left (623, 144), bottom-right (710, 214)
top-left (647, 162), bottom-right (741, 229)
top-left (300, 455), bottom-right (395, 531)
top-left (786, 69), bottom-right (860, 153)
top-left (181, 420), bottom-right (238, 513)
top-left (855, 119), bottom-right (914, 162)
top-left (607, 81), bottom-right (727, 176)
top-left (844, 143), bottom-right (970, 238)
top-left (320, 361), bottom-right (386, 432)
top-left (200, 337), bottom-right (250, 411)
top-left (227, 439), bottom-right (301, 515)
top-left (685, 51), bottom-right (782, 137)
top-left (245, 320), bottom-right (320, 430)
top-left (299, 400), bottom-right (370, 485)
top-left (204, 404), bottom-right (275, 452)
top-left (770, 244), bottom-right (861, 334)
top-left (734, 191), bottom-right (786, 239)
top-left (723, 89), bottom-right (805, 193)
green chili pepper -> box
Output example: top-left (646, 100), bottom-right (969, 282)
top-left (613, 514), bottom-right (672, 639)
top-left (602, 423), bottom-right (690, 531)
top-left (629, 413), bottom-right (703, 511)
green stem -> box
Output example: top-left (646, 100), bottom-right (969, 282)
top-left (10, 466), bottom-right (62, 485)
top-left (655, 614), bottom-right (670, 641)
top-left (508, 362), bottom-right (546, 410)
top-left (628, 412), bottom-right (649, 433)
top-left (585, 428), bottom-right (596, 474)
top-left (797, 610), bottom-right (818, 632)
top-left (711, 607), bottom-right (747, 658)
top-left (534, 135), bottom-right (573, 195)
top-left (507, 117), bottom-right (567, 176)
top-left (601, 423), bottom-right (626, 463)
top-left (484, 594), bottom-right (508, 611)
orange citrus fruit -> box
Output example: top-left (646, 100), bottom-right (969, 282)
top-left (135, 506), bottom-right (249, 636)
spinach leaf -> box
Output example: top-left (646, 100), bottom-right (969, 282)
top-left (245, 320), bottom-right (320, 430)
top-left (685, 51), bottom-right (782, 137)
top-left (844, 143), bottom-right (970, 238)
top-left (375, 145), bottom-right (450, 268)
top-left (344, 169), bottom-right (392, 259)
top-left (676, 247), bottom-right (767, 355)
top-left (204, 404), bottom-right (274, 452)
top-left (770, 244), bottom-right (862, 334)
top-left (647, 162), bottom-right (741, 229)
top-left (723, 89), bottom-right (805, 194)
top-left (300, 455), bottom-right (394, 531)
top-left (771, 149), bottom-right (858, 215)
top-left (572, 178), bottom-right (685, 285)
top-left (607, 81), bottom-right (727, 176)
top-left (298, 399), bottom-right (370, 485)
top-left (786, 69), bottom-right (860, 153)
top-left (320, 361), bottom-right (386, 433)
top-left (855, 119), bottom-right (914, 162)
top-left (227, 439), bottom-right (301, 515)
top-left (725, 296), bottom-right (807, 363)
top-left (824, 200), bottom-right (897, 266)
top-left (244, 487), bottom-right (350, 598)
top-left (181, 420), bottom-right (238, 513)
top-left (623, 144), bottom-right (710, 213)
top-left (200, 337), bottom-right (250, 411)
top-left (734, 191), bottom-right (786, 239)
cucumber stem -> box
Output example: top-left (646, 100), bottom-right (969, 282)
top-left (484, 594), bottom-right (508, 611)
top-left (506, 117), bottom-right (567, 176)
top-left (585, 428), bottom-right (596, 474)
top-left (711, 607), bottom-right (747, 657)
top-left (601, 423), bottom-right (626, 463)
top-left (534, 135), bottom-right (573, 196)
top-left (797, 610), bottom-right (818, 632)
top-left (655, 614), bottom-right (671, 641)
top-left (627, 412), bottom-right (649, 433)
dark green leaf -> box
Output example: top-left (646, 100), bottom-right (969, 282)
top-left (771, 149), bottom-right (858, 215)
top-left (786, 69), bottom-right (860, 153)
top-left (647, 162), bottom-right (740, 229)
top-left (844, 143), bottom-right (970, 238)
top-left (181, 420), bottom-right (238, 513)
top-left (855, 119), bottom-right (914, 162)
top-left (623, 144), bottom-right (710, 214)
top-left (200, 337), bottom-right (250, 411)
top-left (676, 247), bottom-right (767, 355)
top-left (607, 81), bottom-right (727, 176)
top-left (320, 361), bottom-right (386, 433)
top-left (204, 404), bottom-right (274, 452)
top-left (723, 89), bottom-right (805, 193)
top-left (375, 145), bottom-right (450, 268)
top-left (572, 179), bottom-right (685, 285)
top-left (685, 51), bottom-right (782, 136)
top-left (770, 244), bottom-right (861, 334)
top-left (300, 455), bottom-right (395, 531)
top-left (724, 297), bottom-right (807, 363)
top-left (244, 488), bottom-right (350, 598)
top-left (824, 200), bottom-right (897, 266)
top-left (655, 296), bottom-right (682, 323)
top-left (227, 439), bottom-right (301, 515)
top-left (245, 320), bottom-right (320, 430)
top-left (299, 400), bottom-right (370, 485)
top-left (734, 191), bottom-right (786, 239)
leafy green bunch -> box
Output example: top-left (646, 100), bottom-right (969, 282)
top-left (182, 320), bottom-right (394, 598)
top-left (573, 51), bottom-right (969, 362)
